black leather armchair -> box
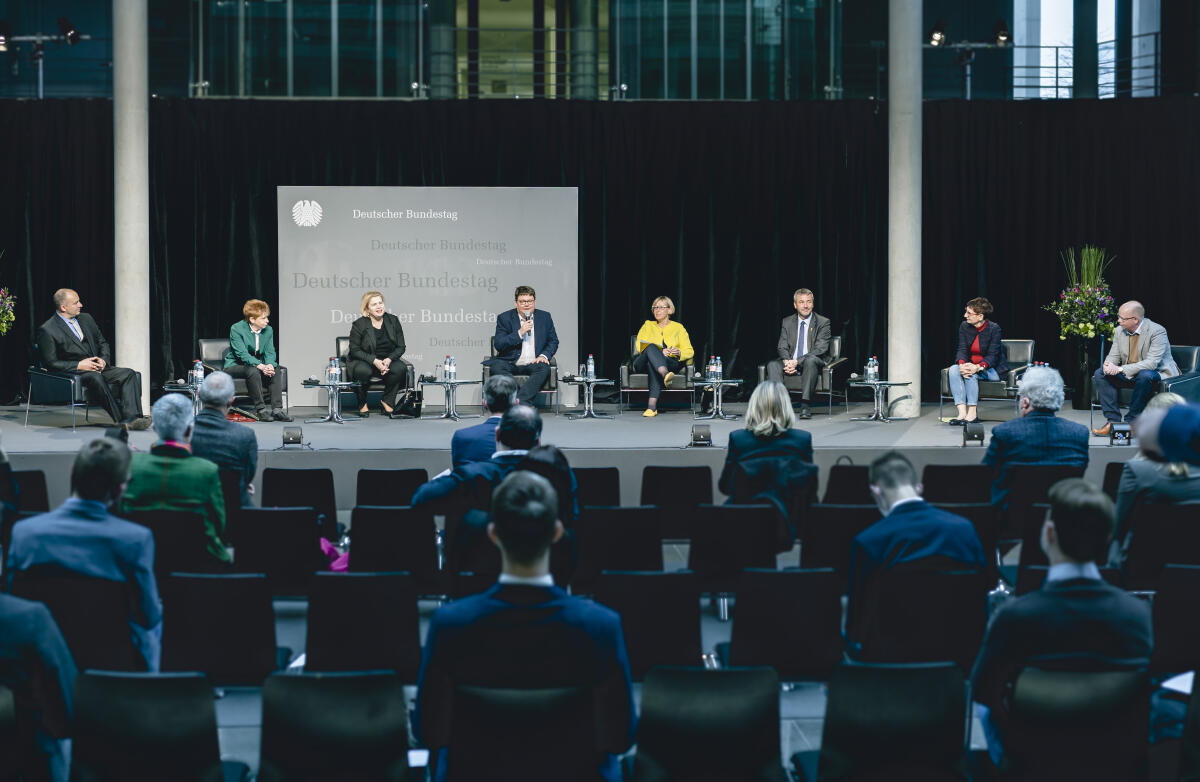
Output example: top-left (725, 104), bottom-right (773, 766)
top-left (756, 335), bottom-right (850, 416)
top-left (480, 336), bottom-right (558, 412)
top-left (938, 338), bottom-right (1035, 421)
top-left (1089, 344), bottom-right (1200, 429)
top-left (24, 341), bottom-right (93, 430)
top-left (620, 336), bottom-right (696, 411)
top-left (198, 338), bottom-right (289, 413)
top-left (335, 336), bottom-right (416, 409)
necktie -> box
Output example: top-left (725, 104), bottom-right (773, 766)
top-left (795, 320), bottom-right (807, 360)
top-left (69, 318), bottom-right (83, 341)
top-left (1128, 333), bottom-right (1139, 363)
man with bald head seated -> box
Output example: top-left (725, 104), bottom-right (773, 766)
top-left (1092, 299), bottom-right (1178, 436)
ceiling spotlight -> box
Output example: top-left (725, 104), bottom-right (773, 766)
top-left (928, 20), bottom-right (946, 47)
top-left (994, 19), bottom-right (1011, 46)
top-left (57, 16), bottom-right (80, 46)
top-left (0, 22), bottom-right (10, 52)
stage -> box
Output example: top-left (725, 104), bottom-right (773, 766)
top-left (3, 397), bottom-right (1137, 511)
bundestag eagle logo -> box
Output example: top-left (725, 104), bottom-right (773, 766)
top-left (291, 199), bottom-right (323, 227)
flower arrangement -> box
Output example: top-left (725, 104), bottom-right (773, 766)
top-left (0, 251), bottom-right (14, 336)
top-left (1043, 245), bottom-right (1115, 340)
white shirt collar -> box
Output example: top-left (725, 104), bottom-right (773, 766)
top-left (498, 573), bottom-right (554, 587)
top-left (491, 449), bottom-right (529, 459)
top-left (886, 496), bottom-right (924, 513)
top-left (250, 325), bottom-right (264, 335)
top-left (1046, 561), bottom-right (1102, 583)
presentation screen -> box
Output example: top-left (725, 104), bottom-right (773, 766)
top-left (277, 186), bottom-right (579, 407)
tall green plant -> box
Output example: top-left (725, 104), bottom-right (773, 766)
top-left (1044, 245), bottom-right (1116, 340)
top-left (1061, 245), bottom-right (1114, 288)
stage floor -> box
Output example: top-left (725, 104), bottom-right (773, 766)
top-left (2, 399), bottom-right (1135, 509)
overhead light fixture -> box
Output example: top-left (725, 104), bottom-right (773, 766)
top-left (56, 16), bottom-right (79, 46)
top-left (928, 20), bottom-right (946, 47)
top-left (0, 22), bottom-right (10, 52)
top-left (993, 19), bottom-right (1011, 46)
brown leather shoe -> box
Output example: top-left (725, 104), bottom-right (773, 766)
top-left (1092, 422), bottom-right (1113, 436)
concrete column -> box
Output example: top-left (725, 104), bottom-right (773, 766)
top-left (887, 0), bottom-right (921, 418)
top-left (1132, 0), bottom-right (1160, 96)
top-left (570, 0), bottom-right (599, 98)
top-left (428, 0), bottom-right (457, 99)
top-left (1073, 0), bottom-right (1098, 98)
top-left (1014, 0), bottom-right (1041, 98)
top-left (113, 0), bottom-right (151, 414)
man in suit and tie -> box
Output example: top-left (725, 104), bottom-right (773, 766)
top-left (450, 374), bottom-right (519, 468)
top-left (1092, 300), bottom-right (1179, 436)
top-left (765, 288), bottom-right (831, 419)
top-left (37, 288), bottom-right (150, 429)
top-left (484, 285), bottom-right (559, 406)
top-left (970, 478), bottom-right (1152, 768)
top-left (415, 469), bottom-right (635, 782)
top-left (983, 365), bottom-right (1090, 511)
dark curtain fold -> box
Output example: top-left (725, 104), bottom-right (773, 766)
top-left (1, 97), bottom-right (1197, 406)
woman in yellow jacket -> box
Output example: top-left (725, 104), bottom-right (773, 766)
top-left (633, 295), bottom-right (695, 417)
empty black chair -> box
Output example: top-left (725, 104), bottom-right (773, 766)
top-left (12, 470), bottom-right (49, 512)
top-left (444, 684), bottom-right (614, 782)
top-left (356, 468), bottom-right (429, 507)
top-left (850, 568), bottom-right (988, 673)
top-left (70, 671), bottom-right (249, 782)
top-left (217, 468), bottom-right (245, 513)
top-left (1121, 501), bottom-right (1200, 590)
top-left (574, 466), bottom-right (621, 507)
top-left (1103, 460), bottom-right (1128, 501)
top-left (793, 661), bottom-right (968, 782)
top-left (640, 465), bottom-right (713, 539)
top-left (444, 508), bottom-right (501, 587)
top-left (931, 502), bottom-right (1000, 584)
top-left (160, 573), bottom-right (282, 685)
top-left (9, 568), bottom-right (147, 672)
top-left (1001, 666), bottom-right (1149, 781)
top-left (822, 464), bottom-right (872, 505)
top-left (631, 666), bottom-right (787, 782)
top-left (1014, 503), bottom-right (1053, 571)
top-left (1150, 565), bottom-right (1200, 674)
top-left (594, 571), bottom-right (702, 680)
top-left (715, 568), bottom-right (843, 681)
top-left (259, 672), bottom-right (410, 782)
top-left (921, 464), bottom-right (995, 504)
top-left (687, 504), bottom-right (779, 619)
top-left (348, 505), bottom-right (441, 594)
top-left (124, 509), bottom-right (220, 583)
top-left (234, 506), bottom-right (326, 596)
top-left (260, 467), bottom-right (338, 540)
top-left (1001, 464), bottom-right (1086, 538)
top-left (571, 506), bottom-right (663, 595)
top-left (798, 504), bottom-right (881, 575)
top-left (305, 572), bottom-right (421, 682)
top-left (1177, 670), bottom-right (1200, 782)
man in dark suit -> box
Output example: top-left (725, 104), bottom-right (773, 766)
top-left (764, 288), bottom-right (831, 419)
top-left (36, 288), bottom-right (149, 429)
top-left (190, 371), bottom-right (258, 508)
top-left (450, 374), bottom-right (518, 468)
top-left (483, 285), bottom-right (559, 406)
top-left (982, 366), bottom-right (1090, 511)
top-left (5, 438), bottom-right (162, 671)
top-left (415, 470), bottom-right (635, 782)
top-left (846, 451), bottom-right (986, 651)
top-left (970, 478), bottom-right (1152, 767)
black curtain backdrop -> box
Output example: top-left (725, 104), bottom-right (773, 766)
top-left (1, 97), bottom-right (1197, 407)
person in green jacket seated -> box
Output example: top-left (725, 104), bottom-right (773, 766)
top-left (118, 394), bottom-right (232, 566)
top-left (224, 298), bottom-right (292, 422)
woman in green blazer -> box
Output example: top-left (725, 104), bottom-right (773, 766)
top-left (224, 299), bottom-right (291, 421)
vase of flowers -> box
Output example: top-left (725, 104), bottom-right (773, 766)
top-left (1043, 246), bottom-right (1116, 409)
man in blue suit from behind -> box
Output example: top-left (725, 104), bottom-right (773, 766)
top-left (415, 470), bottom-right (635, 782)
top-left (483, 285), bottom-right (559, 406)
top-left (982, 365), bottom-right (1090, 511)
top-left (450, 374), bottom-right (518, 468)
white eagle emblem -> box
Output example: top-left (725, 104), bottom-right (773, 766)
top-left (292, 199), bottom-right (323, 227)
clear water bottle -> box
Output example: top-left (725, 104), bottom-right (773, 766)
top-left (191, 359), bottom-right (204, 388)
top-left (443, 355), bottom-right (451, 380)
top-left (448, 356), bottom-right (457, 380)
top-left (586, 354), bottom-right (595, 379)
top-left (866, 356), bottom-right (879, 382)
top-left (705, 356), bottom-right (713, 381)
top-left (716, 356), bottom-right (723, 378)
top-left (328, 356), bottom-right (341, 384)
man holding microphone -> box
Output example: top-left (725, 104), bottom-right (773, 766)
top-left (484, 285), bottom-right (559, 406)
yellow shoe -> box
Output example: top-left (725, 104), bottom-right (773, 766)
top-left (643, 408), bottom-right (658, 417)
top-left (663, 371), bottom-right (676, 386)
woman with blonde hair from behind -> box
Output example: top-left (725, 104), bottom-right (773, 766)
top-left (718, 381), bottom-right (816, 550)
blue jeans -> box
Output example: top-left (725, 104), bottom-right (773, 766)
top-left (948, 366), bottom-right (999, 406)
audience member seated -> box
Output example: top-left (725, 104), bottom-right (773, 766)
top-left (982, 365), bottom-right (1090, 511)
top-left (414, 470), bottom-right (635, 781)
top-left (970, 478), bottom-right (1152, 768)
top-left (117, 394), bottom-right (231, 566)
top-left (1110, 392), bottom-right (1200, 565)
top-left (516, 444), bottom-right (581, 527)
top-left (5, 438), bottom-right (162, 671)
top-left (718, 380), bottom-right (816, 548)
top-left (189, 371), bottom-right (259, 508)
top-left (846, 451), bottom-right (986, 654)
top-left (1, 432), bottom-right (16, 533)
top-left (0, 593), bottom-right (77, 782)
top-left (1134, 403), bottom-right (1200, 466)
top-left (451, 374), bottom-right (518, 468)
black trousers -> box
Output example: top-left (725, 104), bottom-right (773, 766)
top-left (347, 360), bottom-right (407, 407)
top-left (78, 366), bottom-right (142, 423)
top-left (632, 345), bottom-right (682, 401)
top-left (487, 359), bottom-right (552, 405)
top-left (224, 363), bottom-right (284, 410)
top-left (765, 354), bottom-right (825, 402)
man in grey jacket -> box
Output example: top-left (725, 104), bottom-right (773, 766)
top-left (1092, 300), bottom-right (1179, 436)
